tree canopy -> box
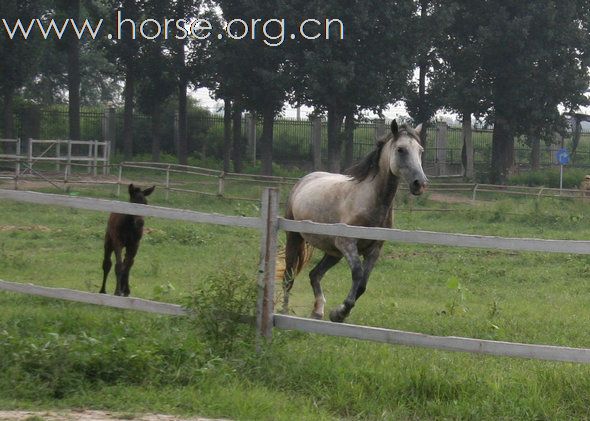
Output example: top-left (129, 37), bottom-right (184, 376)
top-left (0, 0), bottom-right (588, 180)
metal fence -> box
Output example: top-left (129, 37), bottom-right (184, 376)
top-left (4, 106), bottom-right (590, 173)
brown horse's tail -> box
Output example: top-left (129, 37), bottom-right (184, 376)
top-left (275, 205), bottom-right (314, 286)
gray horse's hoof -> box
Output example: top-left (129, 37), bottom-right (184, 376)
top-left (329, 308), bottom-right (346, 323)
top-left (310, 311), bottom-right (323, 320)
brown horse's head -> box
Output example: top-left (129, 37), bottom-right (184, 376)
top-left (128, 184), bottom-right (155, 204)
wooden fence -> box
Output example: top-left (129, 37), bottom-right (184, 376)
top-left (116, 161), bottom-right (590, 202)
top-left (2, 158), bottom-right (589, 202)
top-left (2, 187), bottom-right (590, 363)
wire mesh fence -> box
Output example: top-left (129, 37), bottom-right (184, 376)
top-left (4, 105), bottom-right (590, 171)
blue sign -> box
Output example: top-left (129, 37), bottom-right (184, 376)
top-left (556, 148), bottom-right (570, 165)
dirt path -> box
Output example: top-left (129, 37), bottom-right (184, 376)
top-left (0, 410), bottom-right (229, 421)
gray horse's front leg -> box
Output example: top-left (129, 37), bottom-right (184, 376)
top-left (329, 238), bottom-right (363, 322)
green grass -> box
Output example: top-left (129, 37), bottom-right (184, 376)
top-left (2, 185), bottom-right (590, 419)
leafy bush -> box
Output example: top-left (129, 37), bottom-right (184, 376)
top-left (184, 269), bottom-right (258, 355)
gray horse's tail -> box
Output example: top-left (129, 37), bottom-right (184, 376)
top-left (275, 205), bottom-right (313, 284)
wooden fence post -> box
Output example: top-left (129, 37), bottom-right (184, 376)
top-left (55, 140), bottom-right (61, 172)
top-left (116, 164), bottom-right (122, 197)
top-left (27, 138), bottom-right (33, 171)
top-left (165, 164), bottom-right (171, 201)
top-left (217, 172), bottom-right (225, 197)
top-left (311, 116), bottom-right (322, 170)
top-left (256, 187), bottom-right (280, 349)
top-left (66, 140), bottom-right (72, 179)
top-left (14, 138), bottom-right (21, 190)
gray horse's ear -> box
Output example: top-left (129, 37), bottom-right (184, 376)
top-left (415, 123), bottom-right (423, 135)
top-left (391, 120), bottom-right (399, 137)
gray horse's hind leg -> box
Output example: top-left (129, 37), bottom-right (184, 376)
top-left (329, 238), bottom-right (363, 322)
top-left (329, 240), bottom-right (383, 323)
top-left (309, 253), bottom-right (341, 319)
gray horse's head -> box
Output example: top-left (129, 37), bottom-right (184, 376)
top-left (388, 120), bottom-right (428, 195)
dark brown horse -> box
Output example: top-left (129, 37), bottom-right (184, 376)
top-left (100, 184), bottom-right (155, 296)
top-left (279, 120), bottom-right (428, 323)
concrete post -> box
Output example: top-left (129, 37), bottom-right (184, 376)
top-left (246, 113), bottom-right (257, 164)
top-left (311, 116), bottom-right (322, 170)
top-left (435, 122), bottom-right (448, 176)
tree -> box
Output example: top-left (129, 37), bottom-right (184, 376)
top-left (169, 0), bottom-right (207, 165)
top-left (208, 0), bottom-right (291, 175)
top-left (432, 0), bottom-right (589, 183)
top-left (136, 0), bottom-right (176, 161)
top-left (429, 1), bottom-right (488, 178)
top-left (290, 0), bottom-right (416, 173)
top-left (105, 0), bottom-right (144, 159)
top-left (0, 0), bottom-right (47, 138)
top-left (478, 0), bottom-right (589, 183)
top-left (405, 0), bottom-right (448, 149)
top-left (52, 0), bottom-right (83, 140)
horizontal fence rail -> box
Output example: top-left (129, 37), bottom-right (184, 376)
top-left (0, 279), bottom-right (186, 316)
top-left (0, 189), bottom-right (261, 229)
top-left (274, 315), bottom-right (590, 363)
top-left (279, 219), bottom-right (590, 254)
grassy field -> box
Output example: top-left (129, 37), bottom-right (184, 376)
top-left (2, 182), bottom-right (590, 420)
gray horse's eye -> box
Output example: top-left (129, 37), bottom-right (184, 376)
top-left (397, 147), bottom-right (406, 154)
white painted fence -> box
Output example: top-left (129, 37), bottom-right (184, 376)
top-left (2, 187), bottom-right (590, 363)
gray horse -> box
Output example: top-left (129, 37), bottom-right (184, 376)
top-left (280, 120), bottom-right (428, 323)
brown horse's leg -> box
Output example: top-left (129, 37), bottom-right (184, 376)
top-left (113, 244), bottom-right (124, 296)
top-left (100, 237), bottom-right (113, 294)
top-left (330, 238), bottom-right (363, 323)
top-left (121, 242), bottom-right (139, 297)
top-left (308, 253), bottom-right (341, 319)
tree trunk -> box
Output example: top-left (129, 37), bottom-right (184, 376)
top-left (177, 79), bottom-right (188, 165)
top-left (123, 69), bottom-right (134, 159)
top-left (151, 109), bottom-right (161, 162)
top-left (3, 90), bottom-right (14, 139)
top-left (490, 114), bottom-right (514, 184)
top-left (232, 108), bottom-right (243, 173)
top-left (223, 99), bottom-right (232, 172)
top-left (260, 108), bottom-right (275, 176)
top-left (177, 44), bottom-right (188, 165)
top-left (462, 112), bottom-right (474, 179)
top-left (327, 106), bottom-right (344, 173)
top-left (343, 112), bottom-right (355, 170)
top-left (67, 0), bottom-right (81, 141)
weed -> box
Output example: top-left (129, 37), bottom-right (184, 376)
top-left (438, 276), bottom-right (469, 316)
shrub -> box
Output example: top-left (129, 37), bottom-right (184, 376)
top-left (184, 269), bottom-right (258, 355)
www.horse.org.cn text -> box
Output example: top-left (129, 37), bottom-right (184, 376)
top-left (1, 12), bottom-right (345, 47)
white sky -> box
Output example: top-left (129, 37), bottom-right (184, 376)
top-left (192, 87), bottom-right (590, 124)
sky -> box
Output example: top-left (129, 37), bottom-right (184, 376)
top-left (192, 87), bottom-right (590, 126)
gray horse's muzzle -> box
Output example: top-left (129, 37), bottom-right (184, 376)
top-left (410, 178), bottom-right (428, 195)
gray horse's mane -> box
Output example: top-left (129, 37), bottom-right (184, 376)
top-left (345, 124), bottom-right (418, 182)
